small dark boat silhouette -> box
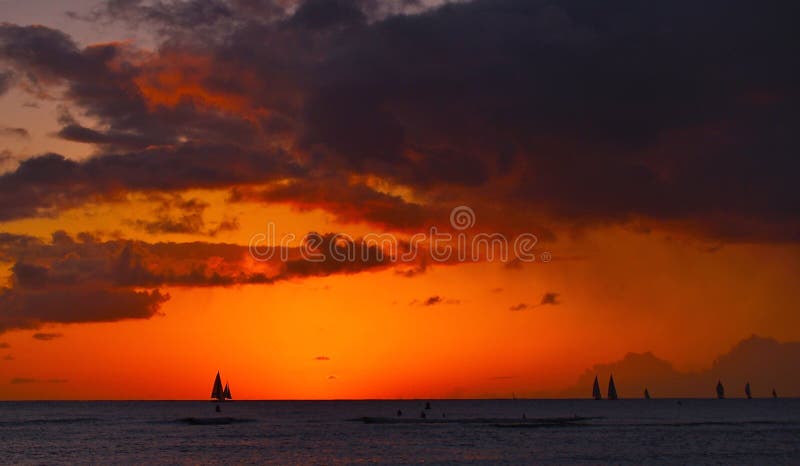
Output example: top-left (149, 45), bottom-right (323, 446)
top-left (592, 376), bottom-right (602, 400)
top-left (716, 380), bottom-right (725, 399)
top-left (772, 388), bottom-right (778, 399)
top-left (425, 402), bottom-right (431, 410)
top-left (607, 374), bottom-right (618, 400)
top-left (644, 388), bottom-right (651, 399)
top-left (745, 382), bottom-right (752, 399)
top-left (211, 371), bottom-right (233, 402)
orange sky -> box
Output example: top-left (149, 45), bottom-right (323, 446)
top-left (1, 197), bottom-right (798, 399)
top-left (1, 1), bottom-right (799, 399)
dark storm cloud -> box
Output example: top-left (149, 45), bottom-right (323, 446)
top-left (0, 144), bottom-right (301, 221)
top-left (1, 0), bottom-right (799, 240)
top-left (231, 177), bottom-right (429, 229)
top-left (0, 230), bottom-right (420, 333)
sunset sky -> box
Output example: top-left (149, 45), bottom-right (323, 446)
top-left (1, 0), bottom-right (798, 400)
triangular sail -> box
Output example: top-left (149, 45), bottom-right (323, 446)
top-left (745, 382), bottom-right (752, 399)
top-left (716, 380), bottom-right (725, 399)
top-left (772, 388), bottom-right (778, 398)
top-left (592, 376), bottom-right (602, 400)
top-left (211, 371), bottom-right (224, 400)
top-left (644, 388), bottom-right (650, 399)
top-left (224, 382), bottom-right (232, 400)
top-left (607, 374), bottom-right (618, 400)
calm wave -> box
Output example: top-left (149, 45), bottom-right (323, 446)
top-left (2, 399), bottom-right (799, 464)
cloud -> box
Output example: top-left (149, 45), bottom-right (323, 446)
top-left (0, 2), bottom-right (797, 241)
top-left (0, 127), bottom-right (29, 139)
top-left (564, 335), bottom-right (800, 398)
top-left (0, 69), bottom-right (12, 95)
top-left (10, 377), bottom-right (67, 384)
top-left (423, 296), bottom-right (441, 306)
top-left (230, 178), bottom-right (429, 230)
top-left (0, 342), bottom-right (8, 348)
top-left (410, 295), bottom-right (460, 307)
top-left (509, 293), bottom-right (559, 311)
top-left (314, 356), bottom-right (330, 360)
top-left (32, 332), bottom-right (63, 341)
top-left (539, 292), bottom-right (559, 306)
top-left (125, 194), bottom-right (238, 236)
top-left (0, 145), bottom-right (302, 221)
top-left (0, 230), bottom-right (423, 333)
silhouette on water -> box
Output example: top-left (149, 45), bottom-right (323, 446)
top-left (425, 402), bottom-right (431, 410)
top-left (745, 382), bottom-right (752, 399)
top-left (607, 374), bottom-right (618, 400)
top-left (772, 388), bottom-right (778, 399)
top-left (211, 371), bottom-right (231, 402)
top-left (211, 371), bottom-right (233, 413)
top-left (716, 380), bottom-right (725, 399)
top-left (644, 388), bottom-right (651, 399)
top-left (592, 376), bottom-right (602, 400)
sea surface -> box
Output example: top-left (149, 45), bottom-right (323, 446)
top-left (2, 399), bottom-right (799, 464)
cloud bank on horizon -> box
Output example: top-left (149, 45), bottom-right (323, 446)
top-left (565, 336), bottom-right (800, 398)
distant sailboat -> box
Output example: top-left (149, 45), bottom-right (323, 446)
top-left (211, 371), bottom-right (231, 402)
top-left (592, 376), bottom-right (602, 400)
top-left (772, 388), bottom-right (778, 399)
top-left (745, 382), bottom-right (752, 399)
top-left (716, 380), bottom-right (725, 399)
top-left (644, 388), bottom-right (651, 399)
top-left (607, 374), bottom-right (618, 400)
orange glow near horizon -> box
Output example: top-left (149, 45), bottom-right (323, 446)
top-left (2, 198), bottom-right (798, 400)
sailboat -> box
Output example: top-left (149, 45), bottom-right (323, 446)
top-left (745, 382), bottom-right (752, 399)
top-left (592, 376), bottom-right (602, 400)
top-left (644, 388), bottom-right (651, 399)
top-left (211, 371), bottom-right (232, 402)
top-left (607, 374), bottom-right (618, 400)
top-left (772, 388), bottom-right (778, 399)
top-left (716, 380), bottom-right (725, 399)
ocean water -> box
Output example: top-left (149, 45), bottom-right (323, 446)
top-left (2, 399), bottom-right (799, 464)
